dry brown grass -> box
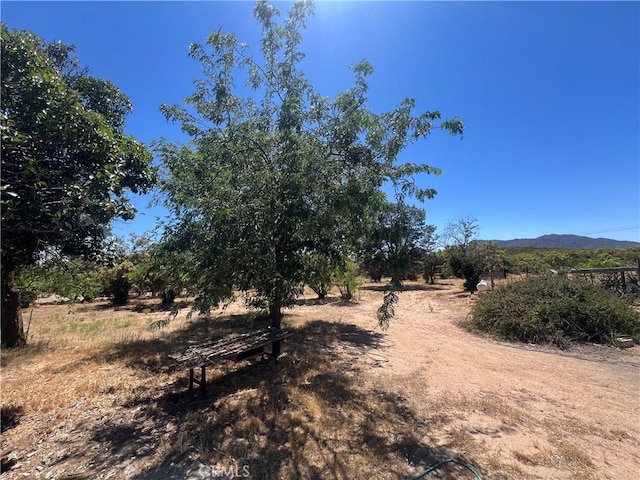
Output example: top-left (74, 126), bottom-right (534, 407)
top-left (1, 282), bottom-right (638, 479)
top-left (1, 296), bottom-right (451, 479)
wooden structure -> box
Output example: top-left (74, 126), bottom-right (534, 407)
top-left (568, 260), bottom-right (640, 294)
top-left (169, 328), bottom-right (294, 398)
top-left (568, 264), bottom-right (640, 275)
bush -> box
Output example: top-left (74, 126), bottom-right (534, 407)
top-left (303, 253), bottom-right (334, 299)
top-left (333, 259), bottom-right (363, 301)
top-left (106, 260), bottom-right (134, 306)
top-left (468, 274), bottom-right (640, 347)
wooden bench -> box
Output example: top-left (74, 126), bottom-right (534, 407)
top-left (169, 328), bottom-right (294, 398)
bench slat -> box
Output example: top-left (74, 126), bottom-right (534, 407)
top-left (169, 328), bottom-right (293, 368)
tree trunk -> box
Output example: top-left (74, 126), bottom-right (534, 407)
top-left (269, 297), bottom-right (283, 329)
top-left (161, 289), bottom-right (176, 306)
top-left (270, 242), bottom-right (286, 329)
top-left (110, 277), bottom-right (130, 306)
top-left (268, 294), bottom-right (283, 360)
top-left (1, 270), bottom-right (26, 348)
top-left (342, 286), bottom-right (353, 301)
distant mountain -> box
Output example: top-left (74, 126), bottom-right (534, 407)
top-left (492, 234), bottom-right (640, 249)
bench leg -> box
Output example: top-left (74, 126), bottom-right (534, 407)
top-left (188, 367), bottom-right (207, 398)
top-left (272, 340), bottom-right (281, 362)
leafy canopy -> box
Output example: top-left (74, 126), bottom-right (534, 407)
top-left (1, 24), bottom-right (156, 271)
top-left (156, 0), bottom-right (463, 327)
top-left (1, 24), bottom-right (155, 346)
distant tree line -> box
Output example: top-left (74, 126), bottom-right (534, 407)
top-left (19, 220), bottom-right (638, 308)
top-left (501, 246), bottom-right (640, 275)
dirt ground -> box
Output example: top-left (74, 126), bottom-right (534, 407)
top-left (293, 282), bottom-right (640, 479)
top-left (1, 280), bottom-right (639, 479)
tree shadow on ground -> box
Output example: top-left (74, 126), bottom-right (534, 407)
top-left (361, 283), bottom-right (450, 293)
top-left (294, 296), bottom-right (342, 306)
top-left (85, 297), bottom-right (192, 313)
top-left (453, 292), bottom-right (472, 298)
top-left (131, 300), bottom-right (192, 313)
top-left (44, 313), bottom-right (484, 479)
top-left (0, 404), bottom-right (23, 433)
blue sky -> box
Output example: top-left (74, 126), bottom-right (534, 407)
top-left (3, 1), bottom-right (639, 242)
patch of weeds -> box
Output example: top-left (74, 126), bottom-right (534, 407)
top-left (475, 393), bottom-right (532, 427)
top-left (483, 453), bottom-right (526, 478)
top-left (52, 317), bottom-right (134, 334)
top-left (513, 449), bottom-right (552, 467)
top-left (555, 442), bottom-right (594, 469)
top-left (69, 319), bottom-right (105, 333)
top-left (149, 318), bottom-right (171, 330)
top-left (445, 427), bottom-right (479, 455)
top-left (56, 323), bottom-right (70, 334)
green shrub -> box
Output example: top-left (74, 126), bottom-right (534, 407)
top-left (303, 253), bottom-right (334, 299)
top-left (333, 259), bottom-right (363, 301)
top-left (468, 274), bottom-right (640, 347)
top-left (18, 258), bottom-right (107, 303)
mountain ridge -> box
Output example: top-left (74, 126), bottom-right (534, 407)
top-left (490, 234), bottom-right (639, 249)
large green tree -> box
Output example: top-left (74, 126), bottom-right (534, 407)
top-left (157, 1), bottom-right (463, 329)
top-left (1, 25), bottom-right (155, 346)
top-left (360, 202), bottom-right (435, 284)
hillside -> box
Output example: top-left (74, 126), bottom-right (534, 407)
top-left (493, 234), bottom-right (639, 249)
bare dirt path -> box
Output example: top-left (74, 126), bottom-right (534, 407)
top-left (299, 284), bottom-right (640, 479)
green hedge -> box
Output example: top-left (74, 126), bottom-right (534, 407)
top-left (468, 274), bottom-right (640, 347)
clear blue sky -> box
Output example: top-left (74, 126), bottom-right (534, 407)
top-left (3, 1), bottom-right (639, 242)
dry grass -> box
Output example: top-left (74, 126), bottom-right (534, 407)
top-left (1, 296), bottom-right (452, 479)
top-left (1, 282), bottom-right (639, 479)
